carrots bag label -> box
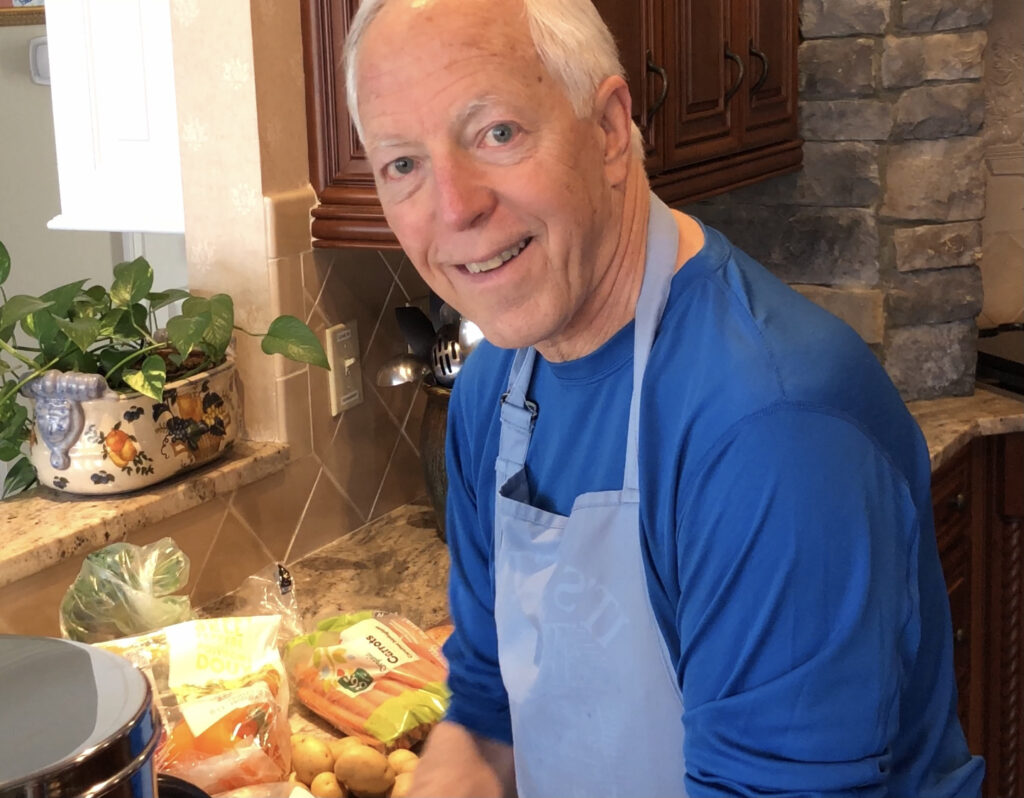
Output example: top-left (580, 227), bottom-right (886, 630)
top-left (315, 618), bottom-right (419, 697)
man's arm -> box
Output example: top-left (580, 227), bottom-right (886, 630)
top-left (674, 407), bottom-right (927, 796)
top-left (409, 720), bottom-right (516, 798)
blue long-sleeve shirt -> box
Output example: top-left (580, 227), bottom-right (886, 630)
top-left (441, 222), bottom-right (983, 796)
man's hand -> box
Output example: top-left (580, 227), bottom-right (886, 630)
top-left (409, 721), bottom-right (516, 798)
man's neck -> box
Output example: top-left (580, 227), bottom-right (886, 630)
top-left (535, 164), bottom-right (702, 363)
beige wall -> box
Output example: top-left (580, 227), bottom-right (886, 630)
top-left (979, 0), bottom-right (1024, 328)
top-left (156, 1), bottom-right (428, 600)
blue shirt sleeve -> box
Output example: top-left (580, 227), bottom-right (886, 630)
top-left (440, 380), bottom-right (513, 745)
top-left (676, 406), bottom-right (920, 797)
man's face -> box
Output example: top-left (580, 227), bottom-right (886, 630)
top-left (355, 0), bottom-right (622, 352)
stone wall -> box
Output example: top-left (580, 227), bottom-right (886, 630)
top-left (684, 0), bottom-right (992, 400)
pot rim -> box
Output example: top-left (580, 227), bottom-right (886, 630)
top-left (27, 355), bottom-right (236, 404)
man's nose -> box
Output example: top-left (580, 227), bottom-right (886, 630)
top-left (433, 154), bottom-right (496, 231)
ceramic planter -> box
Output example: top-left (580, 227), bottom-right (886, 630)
top-left (22, 358), bottom-right (238, 495)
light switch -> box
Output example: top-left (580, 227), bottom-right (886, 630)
top-left (29, 36), bottom-right (49, 86)
top-left (326, 320), bottom-right (363, 416)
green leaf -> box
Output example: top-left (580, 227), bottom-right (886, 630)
top-left (3, 456), bottom-right (36, 497)
top-left (41, 279), bottom-right (89, 317)
top-left (0, 240), bottom-right (10, 286)
top-left (167, 313), bottom-right (210, 360)
top-left (110, 257), bottom-right (154, 308)
top-left (146, 288), bottom-right (192, 311)
top-left (0, 295), bottom-right (53, 332)
top-left (111, 303), bottom-right (149, 342)
top-left (38, 328), bottom-right (70, 362)
top-left (98, 307), bottom-right (126, 337)
top-left (54, 317), bottom-right (101, 353)
top-left (84, 285), bottom-right (108, 303)
top-left (0, 402), bottom-right (27, 442)
top-left (55, 349), bottom-right (99, 374)
top-left (98, 347), bottom-right (133, 378)
top-left (185, 294), bottom-right (233, 361)
top-left (261, 315), bottom-right (330, 370)
top-left (122, 354), bottom-right (166, 401)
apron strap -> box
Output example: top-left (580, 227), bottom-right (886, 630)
top-left (622, 196), bottom-right (679, 494)
top-left (497, 347), bottom-right (539, 475)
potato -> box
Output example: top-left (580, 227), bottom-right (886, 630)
top-left (310, 771), bottom-right (348, 798)
top-left (386, 749), bottom-right (419, 775)
top-left (334, 744), bottom-right (396, 796)
top-left (389, 772), bottom-right (415, 798)
top-left (293, 735), bottom-right (336, 786)
top-left (329, 735), bottom-right (367, 761)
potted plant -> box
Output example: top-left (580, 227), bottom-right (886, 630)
top-left (0, 239), bottom-right (328, 497)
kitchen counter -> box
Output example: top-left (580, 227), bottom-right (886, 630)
top-left (0, 440), bottom-right (289, 589)
top-left (203, 497), bottom-right (450, 631)
top-left (0, 385), bottom-right (1021, 595)
top-left (908, 385), bottom-right (1024, 470)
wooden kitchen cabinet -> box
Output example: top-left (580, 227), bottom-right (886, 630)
top-left (300, 0), bottom-right (801, 248)
top-left (934, 432), bottom-right (1024, 798)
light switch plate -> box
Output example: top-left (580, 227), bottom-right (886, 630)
top-left (326, 320), bottom-right (363, 416)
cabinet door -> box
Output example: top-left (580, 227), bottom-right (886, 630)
top-left (592, 1), bottom-right (662, 172)
top-left (659, 0), bottom-right (745, 170)
top-left (743, 0), bottom-right (798, 149)
top-left (301, 0), bottom-right (396, 248)
top-left (932, 443), bottom-right (982, 746)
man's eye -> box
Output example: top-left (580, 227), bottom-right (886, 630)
top-left (387, 157), bottom-right (415, 177)
top-left (485, 123), bottom-right (517, 145)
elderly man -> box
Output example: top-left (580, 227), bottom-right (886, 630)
top-left (344, 0), bottom-right (984, 796)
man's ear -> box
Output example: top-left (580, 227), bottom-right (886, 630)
top-left (594, 75), bottom-right (634, 186)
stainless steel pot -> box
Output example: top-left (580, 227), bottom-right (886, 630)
top-left (0, 635), bottom-right (162, 798)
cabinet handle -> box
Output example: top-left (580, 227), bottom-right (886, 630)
top-left (952, 492), bottom-right (967, 511)
top-left (724, 44), bottom-right (745, 104)
top-left (645, 49), bottom-right (668, 132)
top-left (749, 41), bottom-right (769, 93)
top-left (954, 627), bottom-right (966, 644)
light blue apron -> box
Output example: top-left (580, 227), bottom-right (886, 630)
top-left (493, 195), bottom-right (688, 798)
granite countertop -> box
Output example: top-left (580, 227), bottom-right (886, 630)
top-left (204, 497), bottom-right (450, 632)
top-left (907, 385), bottom-right (1024, 470)
top-left (0, 385), bottom-right (1021, 594)
top-left (0, 440), bottom-right (289, 589)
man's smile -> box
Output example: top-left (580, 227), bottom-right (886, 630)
top-left (462, 237), bottom-right (533, 274)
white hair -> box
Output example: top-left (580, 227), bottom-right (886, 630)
top-left (343, 0), bottom-right (644, 155)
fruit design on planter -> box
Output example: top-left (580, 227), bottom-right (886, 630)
top-left (153, 381), bottom-right (231, 464)
top-left (98, 421), bottom-right (155, 477)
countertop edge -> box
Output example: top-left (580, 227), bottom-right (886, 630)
top-left (907, 386), bottom-right (1024, 472)
top-left (0, 440), bottom-right (289, 589)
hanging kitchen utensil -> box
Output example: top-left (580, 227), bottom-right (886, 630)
top-left (376, 354), bottom-right (433, 388)
top-left (458, 318), bottom-right (485, 358)
top-left (395, 305), bottom-right (437, 363)
top-left (438, 302), bottom-right (461, 328)
top-left (431, 324), bottom-right (465, 387)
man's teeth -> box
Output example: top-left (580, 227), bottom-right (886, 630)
top-left (465, 239), bottom-right (528, 274)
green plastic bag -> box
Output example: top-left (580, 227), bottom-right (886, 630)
top-left (60, 537), bottom-right (193, 643)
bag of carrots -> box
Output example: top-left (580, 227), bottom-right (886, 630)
top-left (98, 615), bottom-right (291, 794)
top-left (283, 611), bottom-right (450, 751)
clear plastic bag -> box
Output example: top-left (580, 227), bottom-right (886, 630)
top-left (284, 611), bottom-right (450, 752)
top-left (98, 615), bottom-right (292, 795)
top-left (60, 537), bottom-right (193, 643)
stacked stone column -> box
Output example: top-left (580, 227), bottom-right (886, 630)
top-left (684, 0), bottom-right (992, 400)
